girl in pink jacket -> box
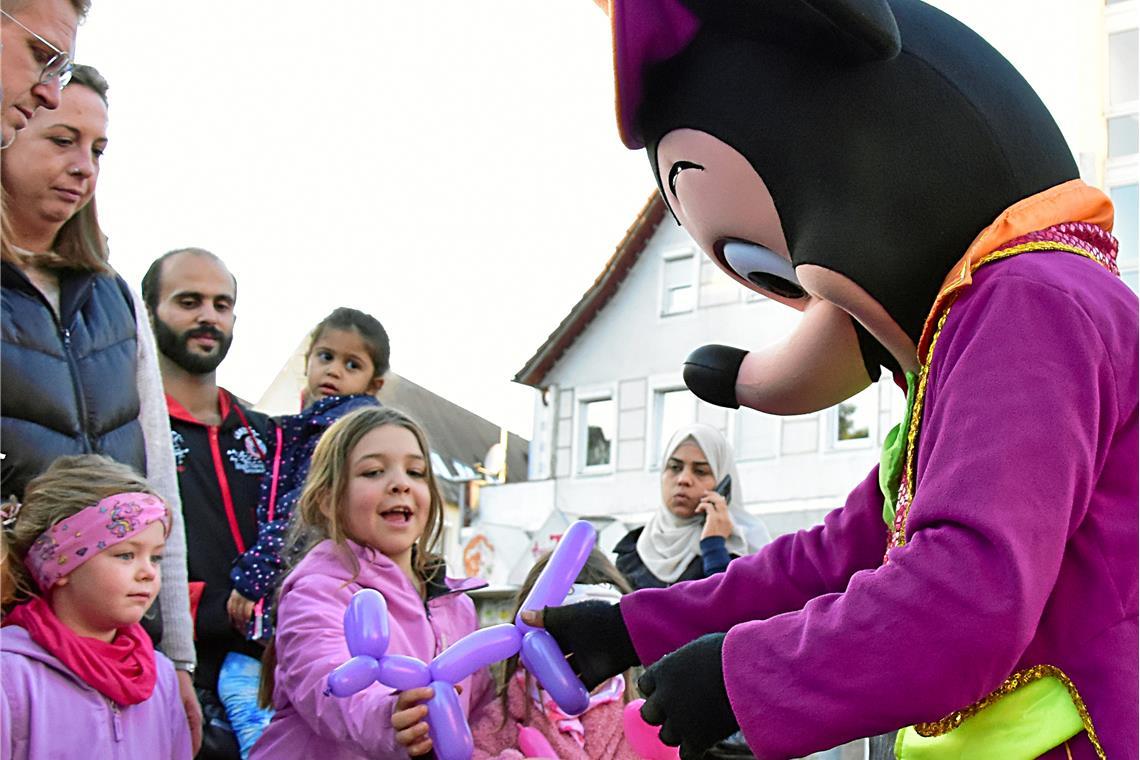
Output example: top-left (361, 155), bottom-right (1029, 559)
top-left (1, 455), bottom-right (192, 760)
top-left (251, 407), bottom-right (492, 760)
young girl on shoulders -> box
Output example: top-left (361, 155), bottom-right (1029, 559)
top-left (218, 308), bottom-right (391, 756)
top-left (1, 455), bottom-right (192, 760)
top-left (467, 548), bottom-right (641, 760)
top-left (250, 407), bottom-right (490, 760)
top-left (228, 306), bottom-right (391, 632)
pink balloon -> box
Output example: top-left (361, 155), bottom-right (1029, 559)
top-left (430, 624), bottom-right (521, 684)
top-left (516, 521), bottom-right (597, 633)
top-left (327, 655), bottom-right (381, 698)
top-left (344, 588), bottom-right (390, 660)
top-left (426, 680), bottom-right (474, 760)
top-left (517, 725), bottom-right (558, 758)
top-left (622, 700), bottom-right (679, 760)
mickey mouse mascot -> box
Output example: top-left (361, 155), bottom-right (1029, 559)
top-left (527, 1), bottom-right (1138, 758)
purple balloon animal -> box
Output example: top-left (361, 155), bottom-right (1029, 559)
top-left (326, 520), bottom-right (597, 760)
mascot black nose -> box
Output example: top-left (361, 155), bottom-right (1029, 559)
top-left (683, 345), bottom-right (747, 409)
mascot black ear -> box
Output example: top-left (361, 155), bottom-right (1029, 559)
top-left (611, 0), bottom-right (899, 148)
top-left (684, 0), bottom-right (900, 64)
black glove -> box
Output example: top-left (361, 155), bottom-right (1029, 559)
top-left (638, 633), bottom-right (738, 760)
top-left (541, 600), bottom-right (639, 690)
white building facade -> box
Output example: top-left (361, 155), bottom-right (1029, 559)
top-left (470, 196), bottom-right (905, 588)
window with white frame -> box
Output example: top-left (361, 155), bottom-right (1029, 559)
top-left (1109, 26), bottom-right (1137, 100)
top-left (1106, 5), bottom-right (1139, 292)
top-left (830, 385), bottom-right (877, 448)
top-left (1112, 183), bottom-right (1138, 290)
top-left (660, 250), bottom-right (696, 316)
top-left (735, 408), bottom-right (780, 461)
top-left (698, 255), bottom-right (739, 308)
top-left (1108, 114), bottom-right (1138, 160)
top-left (1108, 28), bottom-right (1138, 161)
top-left (651, 387), bottom-right (697, 465)
top-left (577, 395), bottom-right (616, 472)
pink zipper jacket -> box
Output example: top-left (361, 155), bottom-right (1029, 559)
top-left (1, 625), bottom-right (192, 760)
top-left (250, 538), bottom-right (491, 759)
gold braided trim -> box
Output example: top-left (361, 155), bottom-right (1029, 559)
top-left (896, 242), bottom-right (1106, 544)
top-left (913, 664), bottom-right (1106, 760)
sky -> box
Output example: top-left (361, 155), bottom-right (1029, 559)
top-left (75, 1), bottom-right (653, 439)
top-left (72, 1), bottom-right (1110, 441)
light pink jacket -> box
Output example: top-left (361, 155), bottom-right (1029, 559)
top-left (250, 539), bottom-right (489, 760)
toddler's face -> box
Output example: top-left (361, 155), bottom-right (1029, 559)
top-left (50, 520), bottom-right (165, 641)
top-left (306, 327), bottom-right (379, 400)
top-left (341, 424), bottom-right (431, 568)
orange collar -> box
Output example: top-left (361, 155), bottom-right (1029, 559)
top-left (916, 180), bottom-right (1114, 361)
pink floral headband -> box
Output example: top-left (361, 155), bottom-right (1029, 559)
top-left (24, 492), bottom-right (170, 592)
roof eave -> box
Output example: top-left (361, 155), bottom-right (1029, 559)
top-left (514, 191), bottom-right (667, 388)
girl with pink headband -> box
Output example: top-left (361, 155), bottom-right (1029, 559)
top-left (1, 455), bottom-right (192, 759)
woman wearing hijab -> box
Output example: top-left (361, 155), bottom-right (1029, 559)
top-left (614, 423), bottom-right (769, 590)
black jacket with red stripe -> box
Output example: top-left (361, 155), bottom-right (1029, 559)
top-left (168, 388), bottom-right (274, 689)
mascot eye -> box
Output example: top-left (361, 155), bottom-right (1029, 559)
top-left (722, 240), bottom-right (806, 299)
top-left (667, 160), bottom-right (705, 196)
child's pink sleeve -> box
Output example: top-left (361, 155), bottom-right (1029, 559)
top-left (273, 572), bottom-right (404, 757)
top-left (162, 664), bottom-right (193, 760)
top-left (1, 682), bottom-right (12, 760)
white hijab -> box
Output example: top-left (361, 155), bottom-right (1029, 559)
top-left (636, 423), bottom-right (770, 584)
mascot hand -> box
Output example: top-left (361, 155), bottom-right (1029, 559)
top-left (683, 345), bottom-right (747, 409)
top-left (539, 600), bottom-right (638, 690)
top-left (638, 633), bottom-right (738, 760)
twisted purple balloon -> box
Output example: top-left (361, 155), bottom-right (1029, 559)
top-left (326, 520), bottom-right (597, 760)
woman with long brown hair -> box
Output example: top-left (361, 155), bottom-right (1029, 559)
top-left (0, 63), bottom-right (201, 751)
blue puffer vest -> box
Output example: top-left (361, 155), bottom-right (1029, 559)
top-left (1, 262), bottom-right (146, 501)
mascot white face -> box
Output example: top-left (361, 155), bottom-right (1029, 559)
top-left (655, 127), bottom-right (909, 415)
top-left (606, 0), bottom-right (1078, 415)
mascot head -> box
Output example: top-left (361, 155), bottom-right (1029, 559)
top-left (604, 0), bottom-right (1077, 413)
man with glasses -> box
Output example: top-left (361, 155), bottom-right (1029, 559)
top-left (0, 0), bottom-right (85, 149)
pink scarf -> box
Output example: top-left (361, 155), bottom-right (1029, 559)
top-left (5, 596), bottom-right (157, 705)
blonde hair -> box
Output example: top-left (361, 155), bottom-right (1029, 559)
top-left (1, 455), bottom-right (159, 612)
top-left (259, 407), bottom-right (446, 707)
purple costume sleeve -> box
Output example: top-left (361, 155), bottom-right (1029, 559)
top-left (622, 263), bottom-right (1128, 758)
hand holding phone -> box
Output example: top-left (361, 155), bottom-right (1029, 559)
top-left (697, 475), bottom-right (734, 539)
top-left (714, 474), bottom-right (732, 504)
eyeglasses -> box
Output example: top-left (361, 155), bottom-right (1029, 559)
top-left (1, 10), bottom-right (74, 88)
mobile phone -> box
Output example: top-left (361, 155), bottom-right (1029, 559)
top-left (714, 474), bottom-right (732, 505)
top-left (700, 475), bottom-right (732, 523)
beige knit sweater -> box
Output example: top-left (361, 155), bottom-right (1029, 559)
top-left (129, 285), bottom-right (195, 667)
